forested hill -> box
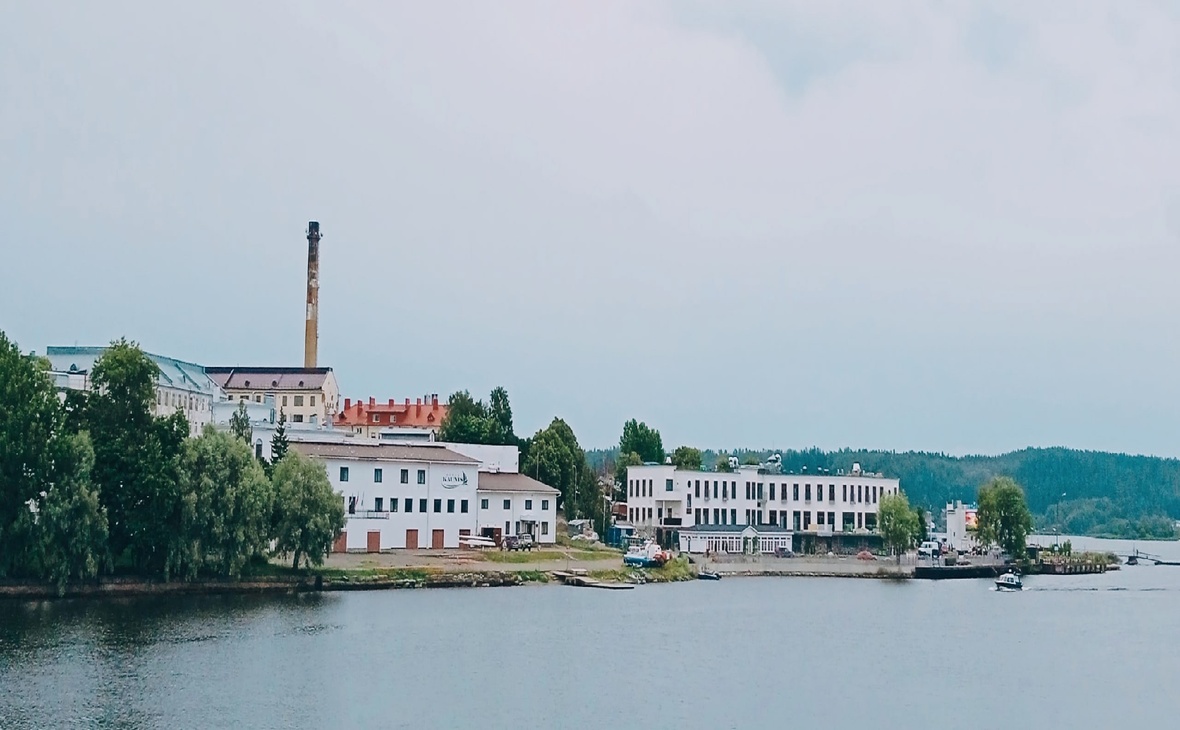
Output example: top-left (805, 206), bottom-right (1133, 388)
top-left (587, 446), bottom-right (1180, 539)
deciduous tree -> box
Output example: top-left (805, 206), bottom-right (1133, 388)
top-left (878, 492), bottom-right (920, 560)
top-left (229, 401), bottom-right (252, 444)
top-left (272, 451), bottom-right (345, 570)
top-left (976, 477), bottom-right (1033, 559)
top-left (34, 432), bottom-right (110, 591)
top-left (671, 446), bottom-right (703, 471)
top-left (619, 420), bottom-right (663, 464)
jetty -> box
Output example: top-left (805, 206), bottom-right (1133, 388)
top-left (552, 570), bottom-right (635, 590)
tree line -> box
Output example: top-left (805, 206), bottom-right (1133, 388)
top-left (587, 439), bottom-right (1180, 539)
top-left (0, 333), bottom-right (344, 591)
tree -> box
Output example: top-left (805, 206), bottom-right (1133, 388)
top-left (174, 428), bottom-right (275, 579)
top-left (33, 432), bottom-right (110, 591)
top-left (878, 492), bottom-right (920, 560)
top-left (619, 419), bottom-right (663, 464)
top-left (714, 453), bottom-right (735, 473)
top-left (671, 446), bottom-right (703, 471)
top-left (86, 340), bottom-right (188, 574)
top-left (488, 386), bottom-right (514, 443)
top-left (614, 451), bottom-right (643, 497)
top-left (269, 410), bottom-right (290, 468)
top-left (229, 401), bottom-right (252, 444)
top-left (437, 388), bottom-right (519, 446)
top-left (0, 331), bottom-right (65, 577)
top-left (913, 504), bottom-right (929, 544)
top-left (976, 477), bottom-right (1033, 560)
top-left (272, 451), bottom-right (345, 570)
top-left (524, 417), bottom-right (589, 516)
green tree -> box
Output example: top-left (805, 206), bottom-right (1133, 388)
top-left (437, 388), bottom-right (519, 446)
top-left (0, 331), bottom-right (64, 577)
top-left (269, 410), bottom-right (290, 469)
top-left (86, 340), bottom-right (188, 574)
top-left (878, 492), bottom-right (920, 559)
top-left (976, 477), bottom-right (1033, 559)
top-left (913, 504), bottom-right (929, 543)
top-left (524, 418), bottom-right (589, 516)
top-left (174, 428), bottom-right (275, 579)
top-left (33, 432), bottom-right (110, 591)
top-left (614, 451), bottom-right (643, 497)
top-left (488, 386), bottom-right (515, 443)
top-left (714, 453), bottom-right (735, 472)
top-left (619, 419), bottom-right (663, 464)
top-left (229, 401), bottom-right (252, 444)
top-left (272, 451), bottom-right (345, 570)
top-left (671, 446), bottom-right (703, 471)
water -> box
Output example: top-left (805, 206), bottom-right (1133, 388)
top-left (3, 536), bottom-right (1179, 729)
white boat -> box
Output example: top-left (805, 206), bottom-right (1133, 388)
top-left (459, 536), bottom-right (497, 548)
top-left (995, 570), bottom-right (1022, 591)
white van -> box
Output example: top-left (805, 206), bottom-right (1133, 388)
top-left (917, 541), bottom-right (940, 558)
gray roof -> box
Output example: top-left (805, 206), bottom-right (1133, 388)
top-left (477, 472), bottom-right (560, 495)
top-left (206, 367), bottom-right (332, 391)
top-left (291, 441), bottom-right (477, 464)
top-left (680, 524), bottom-right (793, 534)
top-left (46, 346), bottom-right (219, 397)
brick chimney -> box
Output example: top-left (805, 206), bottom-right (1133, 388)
top-left (416, 398), bottom-right (422, 417)
top-left (431, 394), bottom-right (438, 410)
top-left (344, 398), bottom-right (351, 411)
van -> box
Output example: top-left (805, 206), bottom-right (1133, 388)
top-left (918, 541), bottom-right (940, 558)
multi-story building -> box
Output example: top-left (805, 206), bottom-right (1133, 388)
top-left (292, 441), bottom-right (557, 551)
top-left (206, 366), bottom-right (339, 426)
top-left (625, 461), bottom-right (900, 551)
top-left (333, 395), bottom-right (449, 438)
top-left (45, 345), bottom-right (221, 436)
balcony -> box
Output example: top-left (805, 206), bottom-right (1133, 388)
top-left (347, 510), bottom-right (390, 520)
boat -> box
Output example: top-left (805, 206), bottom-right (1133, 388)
top-left (995, 570), bottom-right (1022, 591)
top-left (1126, 554), bottom-right (1139, 566)
top-left (698, 571), bottom-right (722, 581)
top-left (623, 539), bottom-right (670, 568)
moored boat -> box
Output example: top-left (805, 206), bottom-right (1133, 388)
top-left (995, 570), bottom-right (1022, 591)
top-left (697, 570), bottom-right (722, 581)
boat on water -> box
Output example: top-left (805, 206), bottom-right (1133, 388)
top-left (698, 571), bottom-right (722, 581)
top-left (995, 570), bottom-right (1022, 591)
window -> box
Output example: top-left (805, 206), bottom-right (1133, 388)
top-left (505, 521), bottom-right (511, 535)
top-left (294, 395), bottom-right (304, 407)
top-left (417, 469), bottom-right (426, 485)
top-left (730, 509), bottom-right (736, 525)
top-left (481, 498), bottom-right (489, 510)
top-left (770, 483), bottom-right (776, 500)
top-left (541, 522), bottom-right (548, 536)
top-left (829, 484), bottom-right (835, 502)
top-left (405, 498), bottom-right (413, 513)
top-left (339, 467), bottom-right (349, 482)
top-left (503, 499), bottom-right (511, 510)
top-left (460, 499), bottom-right (468, 513)
top-left (694, 482), bottom-right (700, 498)
top-left (374, 497), bottom-right (384, 512)
top-left (282, 395), bottom-right (288, 406)
top-left (805, 484), bottom-right (811, 501)
top-left (447, 499), bottom-right (455, 514)
top-left (433, 499), bottom-right (442, 513)
top-left (525, 499), bottom-right (533, 510)
top-left (843, 485), bottom-right (848, 502)
top-left (817, 511), bottom-right (825, 525)
top-left (292, 414), bottom-right (304, 423)
top-left (254, 441), bottom-right (263, 460)
top-left (758, 483), bottom-right (764, 500)
top-left (374, 468), bottom-right (383, 483)
top-left (255, 394), bottom-right (262, 403)
top-left (665, 478), bottom-right (673, 492)
top-left (793, 484), bottom-right (799, 500)
top-left (391, 499), bottom-right (398, 513)
top-left (419, 498), bottom-right (427, 513)
top-left (372, 413), bottom-right (380, 423)
top-left (310, 395), bottom-right (316, 406)
top-left (542, 499), bottom-right (549, 511)
top-left (713, 482), bottom-right (718, 499)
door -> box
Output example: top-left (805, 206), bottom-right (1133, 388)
top-left (431, 529), bottom-right (445, 549)
top-left (333, 532), bottom-right (347, 553)
top-left (406, 529), bottom-right (418, 550)
top-left (366, 531), bottom-right (381, 553)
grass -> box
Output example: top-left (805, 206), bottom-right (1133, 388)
top-left (480, 549), bottom-right (618, 564)
top-left (587, 556), bottom-right (698, 584)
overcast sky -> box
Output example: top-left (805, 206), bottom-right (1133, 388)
top-left (4, 2), bottom-right (1180, 456)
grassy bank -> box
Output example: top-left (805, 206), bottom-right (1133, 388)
top-left (587, 556), bottom-right (697, 584)
top-left (481, 549), bottom-right (618, 564)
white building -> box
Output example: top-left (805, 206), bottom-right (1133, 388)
top-left (677, 524), bottom-right (794, 555)
top-left (45, 345), bottom-right (221, 436)
top-left (944, 501), bottom-right (979, 552)
top-left (291, 440), bottom-right (558, 551)
top-left (625, 461), bottom-right (900, 536)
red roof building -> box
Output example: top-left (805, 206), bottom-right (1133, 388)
top-left (334, 395), bottom-right (449, 437)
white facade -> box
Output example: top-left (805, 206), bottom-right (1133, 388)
top-left (625, 463), bottom-right (900, 534)
top-left (944, 501), bottom-right (979, 552)
top-left (678, 525), bottom-right (794, 555)
top-left (443, 443), bottom-right (520, 474)
top-left (292, 441), bottom-right (559, 550)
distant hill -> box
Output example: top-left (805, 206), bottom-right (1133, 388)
top-left (587, 446), bottom-right (1180, 539)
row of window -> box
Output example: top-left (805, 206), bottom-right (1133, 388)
top-left (341, 467), bottom-right (427, 485)
top-left (157, 391), bottom-right (208, 412)
top-left (686, 508), bottom-right (877, 531)
top-left (356, 497), bottom-right (552, 513)
top-left (689, 479), bottom-right (889, 505)
top-left (238, 393), bottom-right (317, 407)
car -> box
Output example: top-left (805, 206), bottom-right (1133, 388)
top-left (917, 541), bottom-right (940, 558)
top-left (504, 534), bottom-right (535, 552)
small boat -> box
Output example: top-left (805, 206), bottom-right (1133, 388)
top-left (1126, 554), bottom-right (1139, 566)
top-left (623, 539), bottom-right (670, 568)
top-left (995, 570), bottom-right (1022, 591)
top-left (698, 571), bottom-right (722, 581)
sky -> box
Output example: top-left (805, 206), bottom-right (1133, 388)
top-left (3, 2), bottom-right (1180, 456)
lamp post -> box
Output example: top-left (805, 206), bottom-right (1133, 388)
top-left (1055, 492), bottom-right (1067, 547)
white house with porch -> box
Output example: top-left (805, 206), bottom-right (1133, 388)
top-left (677, 524), bottom-right (794, 555)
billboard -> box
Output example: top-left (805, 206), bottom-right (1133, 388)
top-left (964, 509), bottom-right (978, 531)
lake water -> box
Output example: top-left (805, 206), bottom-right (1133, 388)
top-left (3, 536), bottom-right (1180, 729)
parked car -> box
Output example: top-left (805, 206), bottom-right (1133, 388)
top-left (918, 541), bottom-right (940, 558)
top-left (504, 534), bottom-right (535, 552)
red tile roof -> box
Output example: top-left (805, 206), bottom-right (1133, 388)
top-left (334, 396), bottom-right (448, 430)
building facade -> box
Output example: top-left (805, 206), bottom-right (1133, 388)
top-left (334, 395), bottom-right (449, 438)
top-left (625, 462), bottom-right (900, 535)
top-left (45, 345), bottom-right (221, 436)
top-left (291, 441), bottom-right (558, 551)
top-left (207, 367), bottom-right (340, 426)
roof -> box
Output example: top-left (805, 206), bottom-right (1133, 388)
top-left (291, 441), bottom-right (477, 464)
top-left (46, 346), bottom-right (219, 396)
top-left (679, 524), bottom-right (793, 534)
top-left (206, 367), bottom-right (332, 391)
top-left (477, 472), bottom-right (560, 495)
top-left (335, 397), bottom-right (448, 429)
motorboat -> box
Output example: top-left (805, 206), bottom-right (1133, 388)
top-left (623, 540), bottom-right (670, 568)
top-left (995, 570), bottom-right (1023, 591)
top-left (697, 570), bottom-right (722, 581)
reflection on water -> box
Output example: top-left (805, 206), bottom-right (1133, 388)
top-left (2, 541), bottom-right (1180, 729)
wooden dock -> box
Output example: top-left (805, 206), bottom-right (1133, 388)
top-left (552, 571), bottom-right (635, 590)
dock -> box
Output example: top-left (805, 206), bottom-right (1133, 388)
top-left (551, 571), bottom-right (635, 590)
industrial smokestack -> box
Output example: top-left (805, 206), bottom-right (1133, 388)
top-left (304, 221), bottom-right (322, 368)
